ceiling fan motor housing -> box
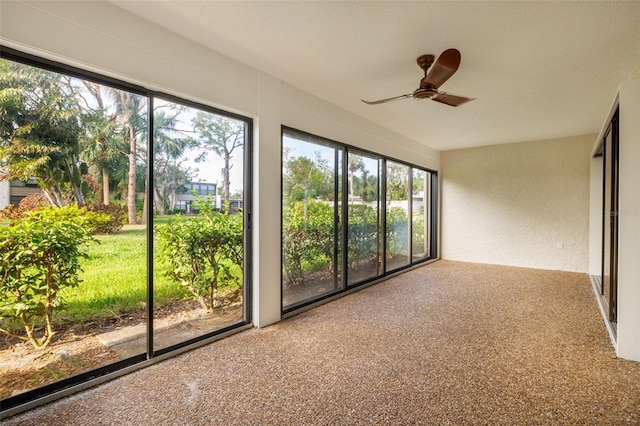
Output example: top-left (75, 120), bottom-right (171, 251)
top-left (413, 83), bottom-right (439, 100)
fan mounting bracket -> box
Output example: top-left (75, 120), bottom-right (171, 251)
top-left (416, 54), bottom-right (435, 72)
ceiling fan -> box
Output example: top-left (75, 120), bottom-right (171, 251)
top-left (361, 48), bottom-right (475, 107)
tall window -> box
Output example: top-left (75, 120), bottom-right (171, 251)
top-left (282, 128), bottom-right (437, 312)
top-left (412, 168), bottom-right (430, 260)
top-left (347, 151), bottom-right (382, 285)
top-left (0, 51), bottom-right (251, 411)
top-left (282, 131), bottom-right (343, 309)
top-left (385, 161), bottom-right (411, 272)
top-left (152, 97), bottom-right (247, 352)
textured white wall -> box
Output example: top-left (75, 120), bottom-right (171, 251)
top-left (441, 135), bottom-right (594, 272)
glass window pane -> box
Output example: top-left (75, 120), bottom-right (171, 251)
top-left (386, 161), bottom-right (410, 271)
top-left (282, 130), bottom-right (343, 309)
top-left (347, 151), bottom-right (382, 285)
top-left (152, 98), bottom-right (245, 352)
top-left (412, 168), bottom-right (430, 260)
top-left (0, 58), bottom-right (148, 397)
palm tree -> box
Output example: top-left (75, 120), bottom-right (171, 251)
top-left (348, 155), bottom-right (364, 203)
top-left (73, 80), bottom-right (127, 205)
top-left (110, 89), bottom-right (146, 224)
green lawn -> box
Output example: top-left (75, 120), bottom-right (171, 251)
top-left (57, 225), bottom-right (189, 324)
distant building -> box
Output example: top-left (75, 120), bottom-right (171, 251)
top-left (175, 181), bottom-right (219, 213)
top-left (0, 178), bottom-right (42, 210)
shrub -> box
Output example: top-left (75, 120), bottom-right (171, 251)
top-left (0, 193), bottom-right (47, 220)
top-left (282, 200), bottom-right (334, 286)
top-left (85, 204), bottom-right (127, 234)
top-left (155, 196), bottom-right (243, 311)
top-left (347, 204), bottom-right (379, 270)
top-left (0, 206), bottom-right (96, 349)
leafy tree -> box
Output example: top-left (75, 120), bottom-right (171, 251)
top-left (386, 162), bottom-right (409, 201)
top-left (151, 107), bottom-right (196, 215)
top-left (361, 170), bottom-right (379, 203)
top-left (0, 59), bottom-right (87, 206)
top-left (192, 114), bottom-right (243, 207)
top-left (283, 154), bottom-right (333, 217)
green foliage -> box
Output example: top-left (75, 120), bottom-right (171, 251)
top-left (85, 204), bottom-right (127, 234)
top-left (191, 113), bottom-right (244, 203)
top-left (282, 201), bottom-right (413, 286)
top-left (155, 196), bottom-right (243, 310)
top-left (282, 200), bottom-right (335, 285)
top-left (0, 59), bottom-right (87, 206)
top-left (0, 206), bottom-right (96, 349)
top-left (412, 215), bottom-right (425, 253)
top-left (282, 155), bottom-right (334, 205)
top-left (386, 163), bottom-right (409, 201)
top-left (152, 107), bottom-right (197, 215)
top-left (347, 204), bottom-right (379, 269)
top-left (57, 225), bottom-right (186, 323)
top-left (0, 193), bottom-right (47, 220)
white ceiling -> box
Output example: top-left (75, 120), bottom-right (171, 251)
top-left (112, 1), bottom-right (640, 151)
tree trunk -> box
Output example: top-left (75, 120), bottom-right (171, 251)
top-left (154, 187), bottom-right (166, 216)
top-left (102, 168), bottom-right (110, 205)
top-left (223, 155), bottom-right (230, 204)
top-left (141, 182), bottom-right (148, 225)
top-left (127, 124), bottom-right (137, 225)
top-left (66, 159), bottom-right (86, 207)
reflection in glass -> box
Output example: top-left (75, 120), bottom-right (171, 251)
top-left (411, 169), bottom-right (430, 260)
top-left (282, 132), bottom-right (343, 309)
top-left (347, 152), bottom-right (382, 285)
top-left (385, 161), bottom-right (410, 271)
top-left (152, 98), bottom-right (245, 352)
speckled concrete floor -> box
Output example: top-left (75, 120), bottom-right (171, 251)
top-left (4, 261), bottom-right (640, 425)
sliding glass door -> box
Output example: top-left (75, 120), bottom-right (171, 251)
top-left (412, 168), bottom-right (430, 261)
top-left (0, 50), bottom-right (252, 410)
top-left (385, 161), bottom-right (411, 272)
top-left (282, 132), bottom-right (343, 309)
top-left (347, 151), bottom-right (382, 285)
top-left (152, 97), bottom-right (248, 352)
top-left (601, 109), bottom-right (619, 323)
top-left (282, 127), bottom-right (437, 313)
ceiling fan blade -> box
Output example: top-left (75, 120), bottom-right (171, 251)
top-left (424, 48), bottom-right (461, 89)
top-left (431, 92), bottom-right (475, 107)
top-left (361, 94), bottom-right (413, 105)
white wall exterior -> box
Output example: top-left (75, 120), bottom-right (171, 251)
top-left (441, 135), bottom-right (594, 272)
top-left (0, 1), bottom-right (440, 327)
top-left (590, 80), bottom-right (640, 362)
top-left (0, 180), bottom-right (9, 209)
